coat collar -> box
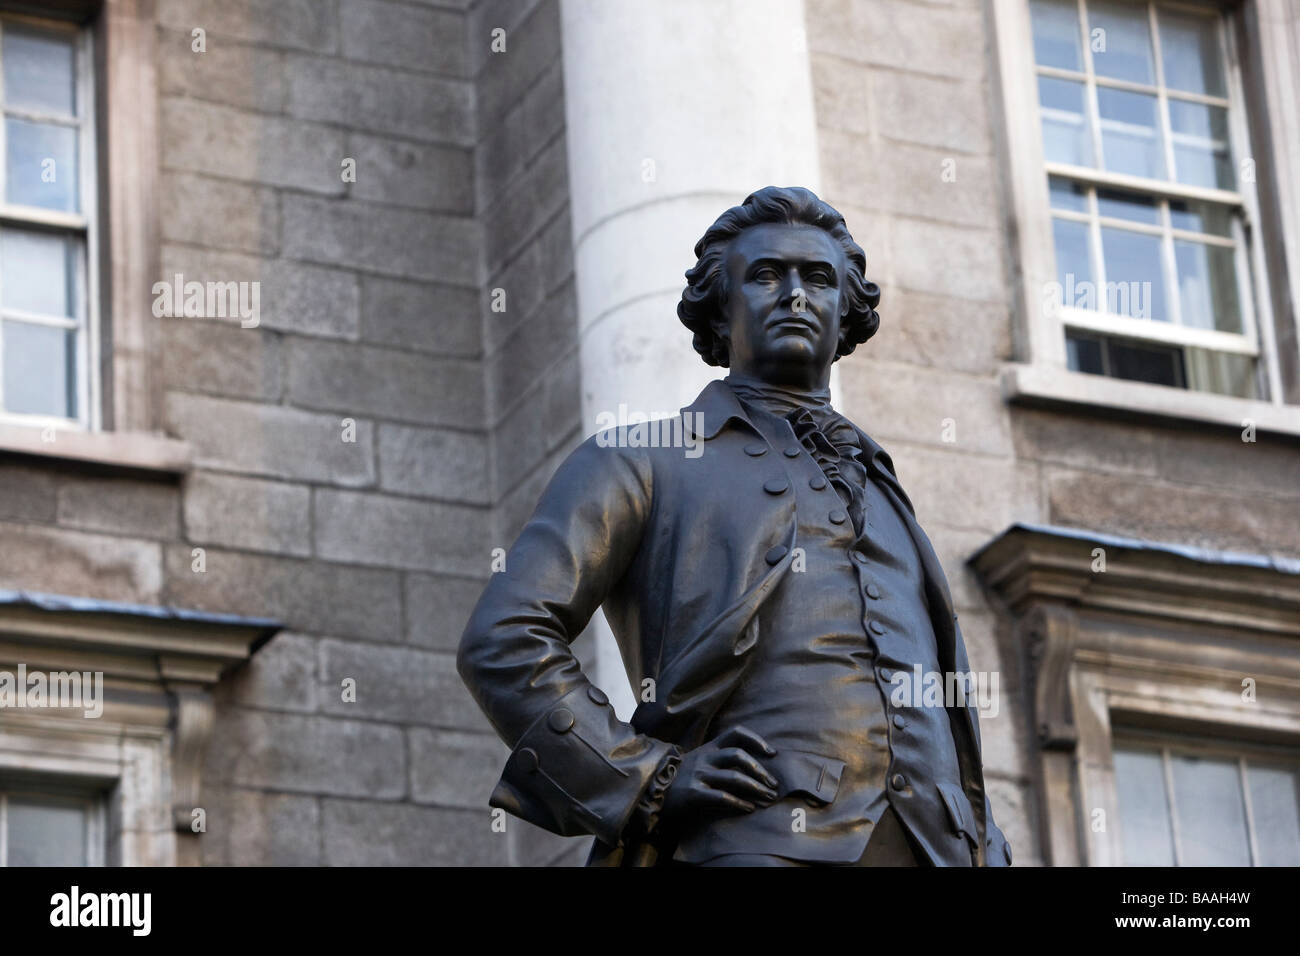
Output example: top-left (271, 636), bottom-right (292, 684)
top-left (679, 378), bottom-right (912, 511)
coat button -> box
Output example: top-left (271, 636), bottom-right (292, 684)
top-left (829, 510), bottom-right (847, 524)
top-left (1003, 843), bottom-right (1013, 865)
top-left (587, 686), bottom-right (608, 706)
top-left (891, 773), bottom-right (907, 791)
top-left (744, 443), bottom-right (767, 457)
top-left (851, 550), bottom-right (867, 565)
top-left (866, 582), bottom-right (881, 599)
top-left (518, 748), bottom-right (539, 773)
top-left (893, 715), bottom-right (906, 729)
top-left (548, 708), bottom-right (575, 733)
top-left (765, 545), bottom-right (789, 566)
top-left (763, 478), bottom-right (789, 495)
top-left (810, 475), bottom-right (828, 490)
top-left (783, 446), bottom-right (801, 458)
top-left (869, 620), bottom-right (885, 635)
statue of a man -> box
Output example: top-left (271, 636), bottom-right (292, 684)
top-left (458, 186), bottom-right (1012, 866)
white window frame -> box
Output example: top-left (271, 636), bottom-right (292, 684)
top-left (992, 0), bottom-right (1300, 433)
top-left (0, 11), bottom-right (99, 432)
top-left (0, 783), bottom-right (107, 866)
top-left (1112, 730), bottom-right (1300, 866)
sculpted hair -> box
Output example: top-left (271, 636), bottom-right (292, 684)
top-left (677, 186), bottom-right (881, 367)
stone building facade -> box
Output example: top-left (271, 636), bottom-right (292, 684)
top-left (0, 0), bottom-right (1296, 867)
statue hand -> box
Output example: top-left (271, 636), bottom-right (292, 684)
top-left (660, 726), bottom-right (780, 823)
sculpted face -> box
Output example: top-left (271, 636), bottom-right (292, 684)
top-left (714, 222), bottom-right (847, 389)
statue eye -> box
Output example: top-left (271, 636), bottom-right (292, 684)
top-left (753, 266), bottom-right (780, 282)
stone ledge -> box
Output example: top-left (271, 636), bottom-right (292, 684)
top-left (0, 422), bottom-right (192, 476)
top-left (1001, 363), bottom-right (1300, 440)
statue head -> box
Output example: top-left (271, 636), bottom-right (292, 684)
top-left (677, 186), bottom-right (881, 389)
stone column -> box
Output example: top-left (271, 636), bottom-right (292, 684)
top-left (559, 0), bottom-right (824, 717)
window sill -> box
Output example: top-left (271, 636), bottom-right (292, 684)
top-left (0, 422), bottom-right (192, 475)
top-left (1001, 363), bottom-right (1300, 439)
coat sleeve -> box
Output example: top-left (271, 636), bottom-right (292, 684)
top-left (456, 434), bottom-right (680, 847)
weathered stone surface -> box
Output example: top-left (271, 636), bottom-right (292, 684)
top-left (159, 316), bottom-right (283, 401)
top-left (887, 443), bottom-right (1042, 535)
top-left (57, 477), bottom-right (181, 540)
top-left (340, 0), bottom-right (468, 76)
top-left (807, 0), bottom-right (987, 82)
top-left (183, 471), bottom-right (312, 556)
top-left (404, 572), bottom-right (489, 649)
top-left (377, 423), bottom-right (488, 503)
top-left (892, 218), bottom-right (1006, 303)
top-left (0, 522), bottom-right (161, 603)
top-left (321, 799), bottom-right (510, 865)
top-left (161, 99), bottom-right (346, 196)
top-left (473, 0), bottom-right (561, 126)
top-left (219, 630), bottom-right (318, 714)
top-left (284, 55), bottom-right (473, 145)
top-left (408, 728), bottom-right (506, 808)
top-left (198, 785), bottom-right (322, 866)
top-left (158, 0), bottom-right (340, 54)
top-left (317, 639), bottom-right (481, 727)
top-left (862, 288), bottom-right (1010, 377)
top-left (1047, 469), bottom-right (1300, 557)
top-left (359, 276), bottom-right (479, 357)
top-left (285, 337), bottom-right (483, 428)
top-left (158, 246), bottom-right (362, 341)
top-left (482, 208), bottom-right (573, 357)
top-left (842, 360), bottom-right (1013, 457)
top-left (158, 32), bottom-right (286, 113)
top-left (314, 488), bottom-right (488, 574)
top-left (163, 544), bottom-right (402, 643)
top-left (164, 392), bottom-right (376, 487)
top-left (204, 710), bottom-right (405, 797)
top-left (481, 134), bottom-right (568, 278)
top-left (475, 60), bottom-right (565, 212)
top-left (346, 134), bottom-right (473, 214)
top-left (161, 172), bottom-right (279, 255)
top-left (0, 464), bottom-right (58, 523)
top-left (281, 194), bottom-right (478, 284)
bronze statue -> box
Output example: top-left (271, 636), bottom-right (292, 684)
top-left (458, 186), bottom-right (1012, 866)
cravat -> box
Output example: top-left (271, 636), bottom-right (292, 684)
top-left (725, 376), bottom-right (869, 535)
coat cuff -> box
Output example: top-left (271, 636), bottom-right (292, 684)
top-left (487, 683), bottom-right (679, 847)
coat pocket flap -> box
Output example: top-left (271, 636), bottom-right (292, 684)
top-left (768, 749), bottom-right (845, 806)
top-left (936, 781), bottom-right (977, 843)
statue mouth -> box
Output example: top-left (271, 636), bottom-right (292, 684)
top-left (767, 315), bottom-right (819, 337)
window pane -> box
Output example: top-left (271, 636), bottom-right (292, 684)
top-left (1171, 753), bottom-right (1252, 866)
top-left (1066, 332), bottom-right (1105, 374)
top-left (1048, 175), bottom-right (1088, 213)
top-left (1089, 0), bottom-right (1156, 85)
top-left (1102, 227), bottom-right (1166, 320)
top-left (1, 230), bottom-right (73, 317)
top-left (1184, 346), bottom-right (1257, 399)
top-left (1039, 76), bottom-right (1093, 166)
top-left (1159, 10), bottom-right (1226, 98)
top-left (5, 797), bottom-right (86, 866)
top-left (5, 117), bottom-right (78, 212)
top-left (1052, 217), bottom-right (1093, 307)
top-left (1175, 240), bottom-right (1240, 333)
top-left (1096, 187), bottom-right (1159, 225)
top-left (1169, 100), bottom-right (1233, 189)
top-left (1247, 766), bottom-right (1300, 866)
top-left (1098, 88), bottom-right (1164, 180)
top-left (2, 320), bottom-right (75, 417)
top-left (2, 26), bottom-right (75, 116)
top-left (1030, 0), bottom-right (1083, 71)
top-left (1169, 199), bottom-right (1233, 237)
top-left (1107, 336), bottom-right (1182, 386)
top-left (1114, 748), bottom-right (1175, 865)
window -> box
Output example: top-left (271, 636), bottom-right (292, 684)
top-left (0, 782), bottom-right (105, 866)
top-left (1026, 0), bottom-right (1278, 401)
top-left (0, 12), bottom-right (96, 428)
top-left (1114, 733), bottom-right (1300, 866)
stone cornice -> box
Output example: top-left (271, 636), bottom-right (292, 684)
top-left (968, 523), bottom-right (1300, 639)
